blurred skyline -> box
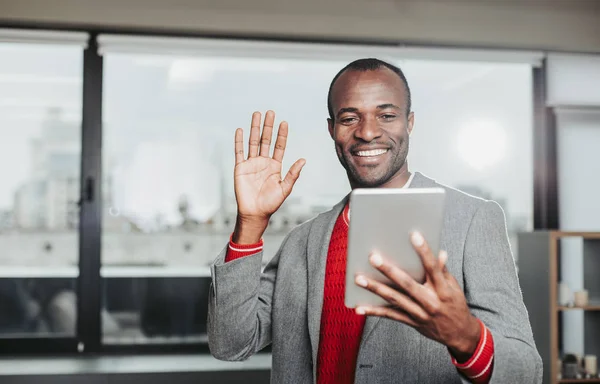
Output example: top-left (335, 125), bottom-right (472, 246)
top-left (0, 43), bottom-right (534, 233)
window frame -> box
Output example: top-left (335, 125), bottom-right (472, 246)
top-left (0, 28), bottom-right (88, 356)
top-left (0, 25), bottom-right (559, 356)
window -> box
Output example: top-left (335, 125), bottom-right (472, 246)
top-left (402, 59), bottom-right (534, 259)
top-left (0, 32), bottom-right (85, 338)
top-left (100, 53), bottom-right (347, 344)
top-left (99, 35), bottom-right (538, 345)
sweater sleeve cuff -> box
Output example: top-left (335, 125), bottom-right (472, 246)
top-left (224, 233), bottom-right (264, 262)
top-left (450, 318), bottom-right (494, 383)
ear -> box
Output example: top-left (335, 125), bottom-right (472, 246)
top-left (407, 112), bottom-right (415, 135)
top-left (327, 118), bottom-right (335, 139)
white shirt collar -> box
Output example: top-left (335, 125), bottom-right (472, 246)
top-left (404, 172), bottom-right (415, 189)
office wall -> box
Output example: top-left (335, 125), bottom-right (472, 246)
top-left (548, 52), bottom-right (600, 356)
top-left (0, 0), bottom-right (599, 53)
top-left (556, 108), bottom-right (600, 356)
top-left (557, 109), bottom-right (600, 231)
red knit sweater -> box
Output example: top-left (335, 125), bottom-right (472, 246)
top-left (315, 204), bottom-right (365, 383)
top-left (224, 205), bottom-right (494, 383)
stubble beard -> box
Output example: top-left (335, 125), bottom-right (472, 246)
top-left (337, 137), bottom-right (409, 189)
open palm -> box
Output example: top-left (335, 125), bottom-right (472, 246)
top-left (234, 111), bottom-right (306, 221)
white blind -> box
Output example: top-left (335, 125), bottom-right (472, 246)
top-left (0, 28), bottom-right (89, 48)
top-left (97, 34), bottom-right (544, 66)
top-left (397, 46), bottom-right (544, 66)
top-left (547, 53), bottom-right (600, 107)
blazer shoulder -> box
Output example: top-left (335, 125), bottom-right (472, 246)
top-left (280, 217), bottom-right (314, 242)
top-left (427, 176), bottom-right (504, 221)
top-left (414, 172), bottom-right (483, 208)
top-left (280, 206), bottom-right (333, 239)
top-left (434, 180), bottom-right (486, 208)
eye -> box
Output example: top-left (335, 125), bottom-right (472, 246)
top-left (381, 114), bottom-right (396, 121)
top-left (340, 117), bottom-right (358, 124)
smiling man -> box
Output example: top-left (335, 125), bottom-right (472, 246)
top-left (207, 58), bottom-right (542, 384)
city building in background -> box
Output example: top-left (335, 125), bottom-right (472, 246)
top-left (0, 107), bottom-right (527, 270)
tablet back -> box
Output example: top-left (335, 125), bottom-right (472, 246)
top-left (345, 187), bottom-right (446, 308)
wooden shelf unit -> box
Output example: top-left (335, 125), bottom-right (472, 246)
top-left (518, 231), bottom-right (600, 384)
top-left (558, 306), bottom-right (600, 311)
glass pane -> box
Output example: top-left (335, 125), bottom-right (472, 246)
top-left (403, 60), bottom-right (533, 260)
top-left (0, 43), bottom-right (82, 337)
top-left (101, 52), bottom-right (533, 344)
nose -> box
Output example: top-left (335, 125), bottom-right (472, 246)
top-left (354, 115), bottom-right (383, 142)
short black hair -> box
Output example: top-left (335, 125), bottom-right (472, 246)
top-left (327, 58), bottom-right (412, 121)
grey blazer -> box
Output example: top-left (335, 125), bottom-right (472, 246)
top-left (208, 172), bottom-right (543, 383)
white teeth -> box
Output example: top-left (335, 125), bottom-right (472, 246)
top-left (356, 149), bottom-right (388, 157)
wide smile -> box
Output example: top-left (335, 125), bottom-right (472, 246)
top-left (351, 148), bottom-right (389, 164)
top-left (355, 148), bottom-right (388, 157)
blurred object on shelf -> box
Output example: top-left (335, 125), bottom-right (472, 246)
top-left (585, 354), bottom-right (598, 377)
top-left (558, 281), bottom-right (572, 307)
top-left (574, 289), bottom-right (589, 307)
top-left (562, 354), bottom-right (580, 379)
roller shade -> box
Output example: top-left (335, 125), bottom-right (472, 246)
top-left (546, 53), bottom-right (600, 107)
top-left (0, 28), bottom-right (89, 48)
top-left (97, 34), bottom-right (544, 66)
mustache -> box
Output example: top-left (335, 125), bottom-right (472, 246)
top-left (348, 140), bottom-right (395, 152)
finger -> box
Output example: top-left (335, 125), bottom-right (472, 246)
top-left (281, 158), bottom-right (306, 196)
top-left (437, 251), bottom-right (460, 290)
top-left (410, 232), bottom-right (446, 288)
top-left (437, 251), bottom-right (456, 290)
top-left (355, 305), bottom-right (419, 327)
top-left (446, 273), bottom-right (462, 291)
top-left (248, 111), bottom-right (261, 158)
top-left (438, 250), bottom-right (449, 275)
top-left (259, 110), bottom-right (275, 157)
top-left (355, 274), bottom-right (430, 322)
top-left (369, 252), bottom-right (440, 315)
top-left (272, 121), bottom-right (288, 163)
top-left (234, 128), bottom-right (245, 164)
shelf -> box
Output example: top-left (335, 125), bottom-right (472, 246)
top-left (519, 231), bottom-right (600, 384)
top-left (558, 305), bottom-right (600, 311)
top-left (552, 231), bottom-right (600, 239)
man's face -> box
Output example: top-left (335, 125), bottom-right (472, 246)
top-left (328, 68), bottom-right (414, 188)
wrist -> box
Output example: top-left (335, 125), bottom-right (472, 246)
top-left (448, 316), bottom-right (482, 363)
top-left (232, 215), bottom-right (269, 244)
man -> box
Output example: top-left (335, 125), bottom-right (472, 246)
top-left (207, 58), bottom-right (542, 383)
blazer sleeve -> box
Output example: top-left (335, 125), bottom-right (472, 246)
top-left (461, 200), bottom-right (543, 384)
top-left (207, 233), bottom-right (287, 361)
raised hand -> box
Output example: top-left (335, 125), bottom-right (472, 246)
top-left (232, 111), bottom-right (306, 244)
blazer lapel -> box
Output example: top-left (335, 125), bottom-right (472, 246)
top-left (307, 197), bottom-right (348, 376)
top-left (360, 172), bottom-right (436, 347)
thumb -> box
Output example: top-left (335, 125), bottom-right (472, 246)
top-left (281, 158), bottom-right (306, 196)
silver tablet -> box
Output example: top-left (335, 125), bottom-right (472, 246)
top-left (344, 187), bottom-right (446, 308)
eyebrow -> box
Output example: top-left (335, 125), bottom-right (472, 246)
top-left (376, 103), bottom-right (402, 111)
top-left (335, 104), bottom-right (402, 118)
top-left (336, 107), bottom-right (359, 118)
